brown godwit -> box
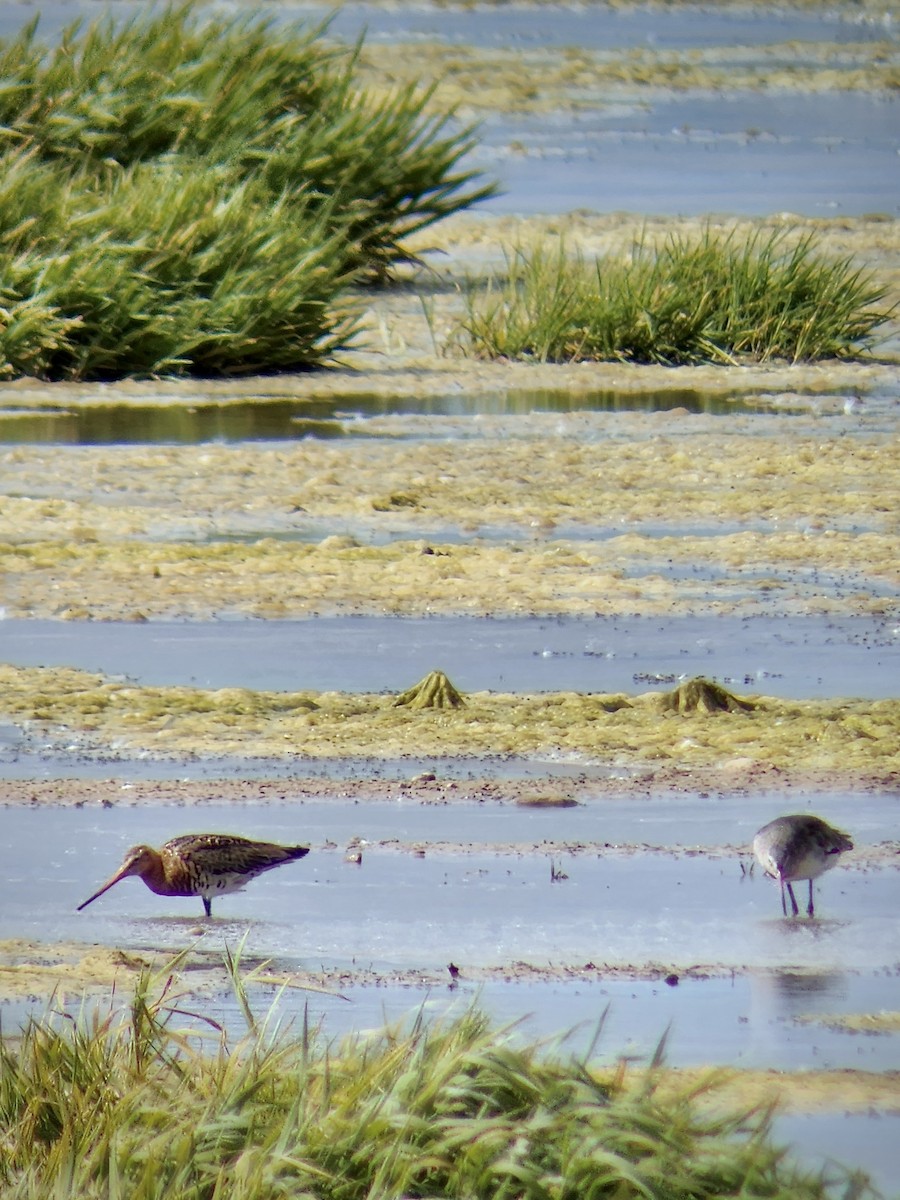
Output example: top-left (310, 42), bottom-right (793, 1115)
top-left (77, 833), bottom-right (310, 917)
top-left (752, 814), bottom-right (853, 917)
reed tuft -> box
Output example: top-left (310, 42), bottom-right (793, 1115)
top-left (455, 229), bottom-right (891, 365)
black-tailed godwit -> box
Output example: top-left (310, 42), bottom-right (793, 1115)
top-left (752, 814), bottom-right (852, 917)
top-left (77, 833), bottom-right (310, 917)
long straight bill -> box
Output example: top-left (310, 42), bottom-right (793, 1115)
top-left (77, 864), bottom-right (131, 911)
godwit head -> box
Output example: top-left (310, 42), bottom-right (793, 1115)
top-left (752, 814), bottom-right (853, 918)
top-left (77, 844), bottom-right (160, 909)
top-left (77, 833), bottom-right (310, 917)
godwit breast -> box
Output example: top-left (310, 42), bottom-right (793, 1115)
top-left (752, 814), bottom-right (853, 917)
top-left (77, 833), bottom-right (310, 917)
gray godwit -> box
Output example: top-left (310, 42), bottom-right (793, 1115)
top-left (752, 814), bottom-right (853, 917)
top-left (77, 833), bottom-right (310, 917)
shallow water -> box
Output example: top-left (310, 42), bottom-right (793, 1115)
top-left (774, 1112), bottom-right (900, 1197)
top-left (1, 799), bottom-right (894, 972)
top-left (474, 91), bottom-right (900, 217)
top-left (4, 389), bottom-right (895, 446)
top-left (7, 2), bottom-right (889, 53)
top-left (0, 388), bottom-right (802, 445)
top-left (2, 787), bottom-right (899, 1190)
top-left (3, 613), bottom-right (898, 699)
top-left (4, 961), bottom-right (899, 1073)
top-left (2, 3), bottom-right (897, 216)
top-left (1, 786), bottom-right (895, 843)
top-left (293, 3), bottom-right (893, 52)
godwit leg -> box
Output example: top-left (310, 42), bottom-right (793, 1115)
top-left (807, 880), bottom-right (815, 918)
top-left (785, 881), bottom-right (800, 917)
top-left (203, 896), bottom-right (212, 917)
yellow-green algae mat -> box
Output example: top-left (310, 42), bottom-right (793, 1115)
top-left (1, 663), bottom-right (897, 775)
top-left (1, 530), bottom-right (897, 621)
top-left (1, 409), bottom-right (897, 620)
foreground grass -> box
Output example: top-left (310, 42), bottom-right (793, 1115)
top-left (0, 157), bottom-right (364, 379)
top-left (455, 230), bottom-right (891, 364)
top-left (0, 962), bottom-right (877, 1198)
top-left (0, 2), bottom-right (494, 379)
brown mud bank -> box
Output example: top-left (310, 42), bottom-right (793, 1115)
top-left (0, 933), bottom-right (894, 1005)
top-left (1, 764), bottom-right (898, 811)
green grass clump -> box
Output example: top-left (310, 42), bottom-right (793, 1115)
top-left (0, 154), bottom-right (362, 378)
top-left (456, 229), bottom-right (890, 365)
top-left (0, 959), bottom-right (877, 1198)
top-left (0, 2), bottom-right (495, 379)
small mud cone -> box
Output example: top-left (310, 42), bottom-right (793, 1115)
top-left (661, 676), bottom-right (755, 714)
top-left (393, 669), bottom-right (466, 710)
